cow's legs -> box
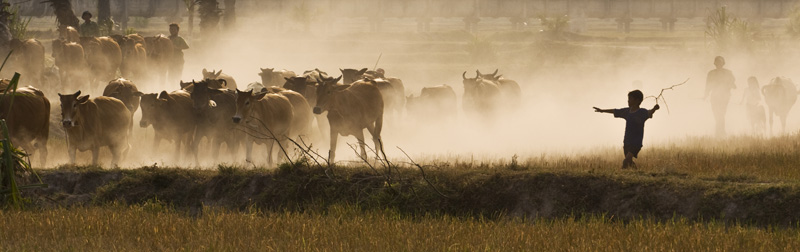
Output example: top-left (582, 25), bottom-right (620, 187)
top-left (278, 138), bottom-right (290, 164)
top-left (244, 137), bottom-right (254, 163)
top-left (68, 143), bottom-right (77, 164)
top-left (110, 145), bottom-right (122, 167)
top-left (91, 146), bottom-right (100, 165)
top-left (37, 141), bottom-right (48, 167)
top-left (366, 124), bottom-right (384, 161)
top-left (328, 128), bottom-right (338, 164)
top-left (353, 130), bottom-right (367, 160)
top-left (266, 138), bottom-right (275, 166)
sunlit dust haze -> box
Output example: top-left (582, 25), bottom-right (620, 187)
top-left (16, 5), bottom-right (800, 169)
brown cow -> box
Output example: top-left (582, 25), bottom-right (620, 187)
top-left (462, 71), bottom-right (501, 118)
top-left (259, 68), bottom-right (296, 87)
top-left (233, 90), bottom-right (294, 165)
top-left (58, 25), bottom-right (80, 43)
top-left (477, 69), bottom-right (522, 108)
top-left (265, 86), bottom-right (313, 140)
top-left (58, 91), bottom-right (131, 166)
top-left (245, 82), bottom-right (312, 138)
top-left (283, 76), bottom-right (329, 141)
top-left (140, 90), bottom-right (196, 162)
top-left (313, 76), bottom-right (385, 163)
top-left (406, 84), bottom-right (457, 121)
top-left (103, 78), bottom-right (143, 115)
top-left (762, 77), bottom-right (798, 135)
top-left (80, 37), bottom-right (122, 90)
top-left (115, 34), bottom-right (148, 80)
top-left (202, 69), bottom-right (238, 91)
top-left (144, 35), bottom-right (174, 85)
top-left (341, 68), bottom-right (405, 117)
top-left (0, 85), bottom-right (49, 166)
top-left (189, 79), bottom-right (242, 162)
top-left (9, 39), bottom-right (45, 85)
top-left (51, 39), bottom-right (88, 90)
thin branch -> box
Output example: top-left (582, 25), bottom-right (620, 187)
top-left (397, 147), bottom-right (452, 199)
top-left (644, 78), bottom-right (690, 114)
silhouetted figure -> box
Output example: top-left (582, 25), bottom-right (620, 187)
top-left (704, 56), bottom-right (736, 137)
top-left (594, 90), bottom-right (660, 169)
top-left (168, 23), bottom-right (189, 85)
top-left (80, 11), bottom-right (100, 37)
top-left (740, 76), bottom-right (765, 134)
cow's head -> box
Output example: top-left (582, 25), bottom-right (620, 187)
top-left (313, 75), bottom-right (345, 114)
top-left (51, 39), bottom-right (67, 58)
top-left (462, 71), bottom-right (482, 92)
top-left (202, 68), bottom-right (223, 79)
top-left (340, 68), bottom-right (368, 85)
top-left (139, 92), bottom-right (159, 128)
top-left (190, 80), bottom-right (225, 117)
top-left (283, 76), bottom-right (310, 95)
top-left (476, 69), bottom-right (499, 80)
top-left (232, 89), bottom-right (267, 124)
top-left (58, 90), bottom-right (90, 129)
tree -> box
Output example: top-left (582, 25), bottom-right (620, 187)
top-left (196, 0), bottom-right (221, 38)
top-left (42, 0), bottom-right (79, 30)
top-left (223, 0), bottom-right (235, 29)
top-left (97, 0), bottom-right (112, 35)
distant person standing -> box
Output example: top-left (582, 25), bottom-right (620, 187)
top-left (704, 56), bottom-right (736, 137)
top-left (79, 11), bottom-right (100, 37)
top-left (741, 76), bottom-right (766, 134)
top-left (168, 23), bottom-right (189, 85)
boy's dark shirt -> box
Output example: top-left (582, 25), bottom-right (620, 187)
top-left (613, 108), bottom-right (651, 147)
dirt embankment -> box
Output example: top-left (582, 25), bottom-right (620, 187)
top-left (24, 166), bottom-right (800, 226)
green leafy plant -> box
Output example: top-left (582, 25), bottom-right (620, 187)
top-left (5, 3), bottom-right (31, 40)
top-left (705, 6), bottom-right (759, 51)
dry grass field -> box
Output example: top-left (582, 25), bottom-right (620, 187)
top-left (2, 204), bottom-right (800, 251)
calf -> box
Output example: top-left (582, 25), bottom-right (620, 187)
top-left (233, 90), bottom-right (294, 165)
top-left (140, 90), bottom-right (196, 162)
top-left (314, 76), bottom-right (385, 163)
top-left (59, 91), bottom-right (131, 166)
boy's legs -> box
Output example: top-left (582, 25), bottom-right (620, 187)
top-left (622, 145), bottom-right (640, 169)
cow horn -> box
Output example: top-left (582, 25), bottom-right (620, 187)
top-left (260, 68), bottom-right (265, 72)
top-left (492, 69), bottom-right (498, 76)
top-left (476, 69), bottom-right (482, 76)
top-left (462, 71), bottom-right (467, 80)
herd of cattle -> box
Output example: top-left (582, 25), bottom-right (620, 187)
top-left (1, 33), bottom-right (524, 167)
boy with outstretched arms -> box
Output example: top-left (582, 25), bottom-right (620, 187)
top-left (594, 90), bottom-right (660, 169)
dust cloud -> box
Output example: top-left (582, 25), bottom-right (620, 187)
top-left (25, 12), bottom-right (800, 168)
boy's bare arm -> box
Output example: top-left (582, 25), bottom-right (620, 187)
top-left (593, 107), bottom-right (614, 113)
